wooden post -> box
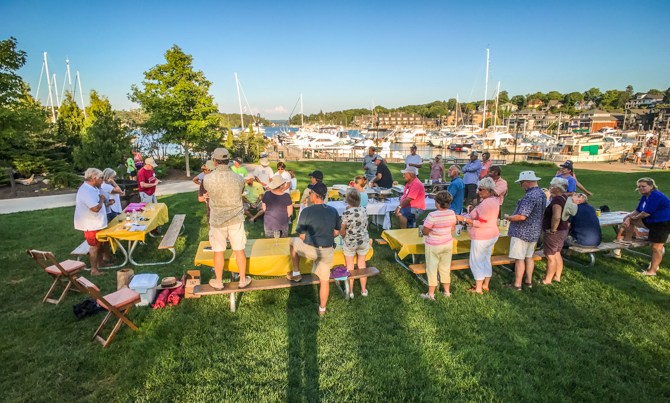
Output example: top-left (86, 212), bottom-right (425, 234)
top-left (6, 168), bottom-right (16, 196)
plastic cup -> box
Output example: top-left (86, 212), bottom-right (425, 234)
top-left (455, 225), bottom-right (462, 236)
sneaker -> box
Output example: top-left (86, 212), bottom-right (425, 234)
top-left (349, 293), bottom-right (354, 299)
top-left (605, 250), bottom-right (622, 259)
top-left (286, 272), bottom-right (302, 282)
top-left (318, 307), bottom-right (326, 316)
top-left (361, 290), bottom-right (368, 297)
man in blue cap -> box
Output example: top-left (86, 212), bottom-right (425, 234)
top-left (300, 170), bottom-right (329, 207)
top-left (289, 181), bottom-right (341, 316)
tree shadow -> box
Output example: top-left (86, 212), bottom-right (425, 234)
top-left (286, 285), bottom-right (321, 403)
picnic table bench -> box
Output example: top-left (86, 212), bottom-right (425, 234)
top-left (194, 267), bottom-right (380, 311)
top-left (71, 240), bottom-right (90, 260)
top-left (407, 253), bottom-right (543, 286)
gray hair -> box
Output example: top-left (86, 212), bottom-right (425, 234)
top-left (575, 193), bottom-right (588, 202)
top-left (345, 188), bottom-right (361, 207)
top-left (478, 177), bottom-right (496, 192)
top-left (449, 165), bottom-right (462, 174)
top-left (84, 168), bottom-right (103, 181)
top-left (550, 177), bottom-right (569, 192)
top-left (102, 168), bottom-right (117, 182)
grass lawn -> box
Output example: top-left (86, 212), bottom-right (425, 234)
top-left (2, 161), bottom-right (670, 402)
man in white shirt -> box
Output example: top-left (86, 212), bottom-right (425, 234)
top-left (254, 157), bottom-right (274, 189)
top-left (74, 168), bottom-right (115, 276)
top-left (405, 145), bottom-right (423, 171)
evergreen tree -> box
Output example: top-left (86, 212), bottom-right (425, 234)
top-left (73, 90), bottom-right (132, 170)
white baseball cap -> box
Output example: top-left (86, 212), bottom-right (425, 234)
top-left (515, 170), bottom-right (541, 182)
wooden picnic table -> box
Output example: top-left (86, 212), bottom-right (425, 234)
top-left (193, 238), bottom-right (374, 276)
top-left (381, 226), bottom-right (511, 271)
top-left (95, 203), bottom-right (175, 267)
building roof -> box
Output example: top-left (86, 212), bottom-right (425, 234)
top-left (547, 100), bottom-right (563, 107)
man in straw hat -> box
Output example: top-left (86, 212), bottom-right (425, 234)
top-left (138, 157), bottom-right (160, 204)
top-left (502, 171), bottom-right (546, 291)
top-left (205, 148), bottom-right (251, 290)
top-left (254, 157), bottom-right (274, 189)
top-left (288, 182), bottom-right (340, 316)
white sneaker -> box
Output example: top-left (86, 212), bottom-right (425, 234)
top-left (361, 290), bottom-right (368, 297)
top-left (349, 293), bottom-right (354, 299)
top-left (606, 250), bottom-right (622, 259)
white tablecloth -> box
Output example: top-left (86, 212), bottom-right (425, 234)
top-left (328, 197), bottom-right (436, 230)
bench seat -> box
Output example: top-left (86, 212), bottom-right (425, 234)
top-left (408, 253), bottom-right (543, 275)
top-left (194, 267), bottom-right (379, 296)
top-left (71, 240), bottom-right (91, 260)
top-left (158, 214), bottom-right (185, 250)
top-left (568, 240), bottom-right (650, 254)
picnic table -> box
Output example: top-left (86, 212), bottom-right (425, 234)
top-left (290, 189), bottom-right (301, 203)
top-left (328, 197), bottom-right (437, 230)
top-left (95, 203), bottom-right (177, 267)
top-left (381, 226), bottom-right (511, 271)
top-left (193, 238), bottom-right (374, 276)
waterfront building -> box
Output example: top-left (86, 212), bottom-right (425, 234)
top-left (570, 109), bottom-right (619, 132)
top-left (626, 94), bottom-right (665, 109)
top-left (575, 100), bottom-right (596, 110)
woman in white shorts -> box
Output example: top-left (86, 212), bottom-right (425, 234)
top-left (340, 188), bottom-right (370, 299)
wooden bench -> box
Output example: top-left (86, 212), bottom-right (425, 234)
top-left (148, 214), bottom-right (186, 265)
top-left (193, 267), bottom-right (380, 312)
top-left (565, 239), bottom-right (652, 267)
top-left (407, 253), bottom-right (543, 286)
top-left (71, 240), bottom-right (91, 261)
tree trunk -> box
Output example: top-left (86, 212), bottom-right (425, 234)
top-left (184, 141), bottom-right (191, 177)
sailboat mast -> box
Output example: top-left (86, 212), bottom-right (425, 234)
top-left (300, 94), bottom-right (303, 126)
top-left (43, 53), bottom-right (56, 123)
top-left (53, 74), bottom-right (60, 107)
top-left (235, 73), bottom-right (244, 129)
top-left (494, 81), bottom-right (500, 125)
top-left (482, 48), bottom-right (489, 131)
top-left (76, 71), bottom-right (86, 118)
top-left (456, 94), bottom-right (459, 126)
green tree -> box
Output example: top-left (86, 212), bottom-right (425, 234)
top-left (446, 98), bottom-right (457, 111)
top-left (583, 88), bottom-right (602, 103)
top-left (0, 37), bottom-right (50, 164)
top-left (527, 92), bottom-right (547, 103)
top-left (614, 91), bottom-right (630, 109)
top-left (664, 88), bottom-right (670, 104)
top-left (73, 90), bottom-right (132, 170)
top-left (599, 90), bottom-right (620, 109)
top-left (547, 91), bottom-right (563, 101)
top-left (498, 91), bottom-right (509, 104)
top-left (54, 91), bottom-right (85, 163)
top-left (129, 45), bottom-right (219, 177)
top-left (564, 92), bottom-right (584, 107)
top-left (626, 85), bottom-right (634, 96)
top-left (647, 89), bottom-right (663, 95)
top-left (510, 95), bottom-right (526, 109)
top-left (226, 126), bottom-right (233, 147)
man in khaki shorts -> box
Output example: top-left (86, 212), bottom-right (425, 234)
top-left (288, 182), bottom-right (341, 316)
top-left (502, 171), bottom-right (546, 290)
top-left (205, 148), bottom-right (251, 290)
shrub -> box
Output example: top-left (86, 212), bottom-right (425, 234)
top-left (14, 155), bottom-right (50, 177)
top-left (0, 167), bottom-right (11, 187)
top-left (48, 172), bottom-right (83, 189)
top-left (163, 155), bottom-right (203, 172)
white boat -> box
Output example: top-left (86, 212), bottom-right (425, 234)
top-left (308, 133), bottom-right (341, 148)
top-left (552, 134), bottom-right (632, 162)
top-left (481, 126), bottom-right (514, 149)
top-left (394, 128), bottom-right (426, 144)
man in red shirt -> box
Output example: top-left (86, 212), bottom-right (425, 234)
top-left (394, 166), bottom-right (426, 229)
top-left (138, 157), bottom-right (160, 203)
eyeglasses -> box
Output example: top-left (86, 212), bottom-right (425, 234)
top-left (477, 188), bottom-right (485, 191)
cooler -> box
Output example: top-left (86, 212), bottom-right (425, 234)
top-left (129, 273), bottom-right (159, 306)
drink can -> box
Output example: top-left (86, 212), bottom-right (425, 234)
top-left (455, 224), bottom-right (462, 236)
top-left (596, 209), bottom-right (601, 217)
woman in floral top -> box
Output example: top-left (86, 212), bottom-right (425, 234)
top-left (340, 188), bottom-right (370, 299)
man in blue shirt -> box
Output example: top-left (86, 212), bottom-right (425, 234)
top-left (462, 151), bottom-right (482, 208)
top-left (566, 194), bottom-right (602, 246)
top-left (555, 161), bottom-right (577, 195)
top-left (447, 165), bottom-right (464, 213)
top-left (289, 182), bottom-right (341, 316)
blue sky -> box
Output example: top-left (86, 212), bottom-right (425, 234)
top-left (2, 0), bottom-right (669, 119)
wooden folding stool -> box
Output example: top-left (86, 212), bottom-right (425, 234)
top-left (26, 249), bottom-right (86, 305)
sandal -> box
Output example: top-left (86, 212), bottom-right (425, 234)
top-left (524, 282), bottom-right (533, 289)
top-left (209, 279), bottom-right (225, 290)
top-left (503, 283), bottom-right (522, 291)
top-left (420, 293), bottom-right (436, 300)
top-left (466, 287), bottom-right (483, 294)
top-left (639, 270), bottom-right (657, 276)
top-left (443, 292), bottom-right (452, 297)
top-left (482, 286), bottom-right (489, 291)
top-left (318, 307), bottom-right (327, 316)
top-left (238, 276), bottom-right (252, 288)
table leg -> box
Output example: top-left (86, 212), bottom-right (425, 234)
top-left (230, 293), bottom-right (236, 312)
top-left (127, 240), bottom-right (177, 266)
top-left (101, 239), bottom-right (129, 270)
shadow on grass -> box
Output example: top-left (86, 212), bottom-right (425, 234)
top-left (286, 285), bottom-right (320, 403)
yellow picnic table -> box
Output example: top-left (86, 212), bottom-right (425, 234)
top-left (194, 238), bottom-right (374, 276)
top-left (96, 203), bottom-right (170, 266)
top-left (290, 189), bottom-right (301, 203)
top-left (290, 188), bottom-right (341, 204)
top-left (382, 226), bottom-right (511, 260)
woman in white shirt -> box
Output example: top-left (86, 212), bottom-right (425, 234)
top-left (288, 169), bottom-right (297, 192)
top-left (277, 162), bottom-right (293, 194)
top-left (101, 168), bottom-right (125, 222)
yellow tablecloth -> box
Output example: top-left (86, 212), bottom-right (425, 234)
top-left (194, 238), bottom-right (374, 276)
top-left (328, 188), bottom-right (341, 201)
top-left (290, 189), bottom-right (301, 203)
top-left (96, 203), bottom-right (169, 251)
top-left (382, 227), bottom-right (510, 260)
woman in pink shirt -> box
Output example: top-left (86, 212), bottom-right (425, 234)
top-left (462, 177), bottom-right (500, 294)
